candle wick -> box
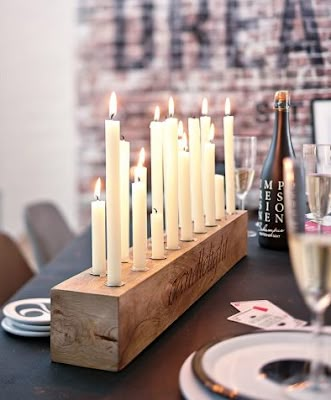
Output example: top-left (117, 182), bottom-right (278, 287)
top-left (110, 113), bottom-right (115, 120)
top-left (121, 134), bottom-right (125, 140)
top-left (95, 195), bottom-right (100, 201)
top-left (153, 208), bottom-right (157, 214)
top-left (138, 177), bottom-right (141, 182)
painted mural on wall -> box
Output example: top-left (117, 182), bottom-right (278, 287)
top-left (77, 0), bottom-right (331, 224)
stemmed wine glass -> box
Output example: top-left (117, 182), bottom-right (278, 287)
top-left (303, 144), bottom-right (331, 230)
top-left (283, 157), bottom-right (331, 399)
top-left (234, 136), bottom-right (257, 237)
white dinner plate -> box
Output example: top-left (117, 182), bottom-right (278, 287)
top-left (179, 352), bottom-right (226, 400)
top-left (1, 317), bottom-right (50, 337)
top-left (192, 331), bottom-right (331, 400)
top-left (9, 318), bottom-right (50, 332)
top-left (2, 298), bottom-right (50, 325)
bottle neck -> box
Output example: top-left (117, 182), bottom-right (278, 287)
top-left (270, 108), bottom-right (293, 155)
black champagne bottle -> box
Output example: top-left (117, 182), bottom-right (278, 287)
top-left (258, 90), bottom-right (295, 250)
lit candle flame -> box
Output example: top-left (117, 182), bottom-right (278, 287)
top-left (94, 177), bottom-right (101, 200)
top-left (209, 123), bottom-right (215, 141)
top-left (202, 97), bottom-right (208, 115)
top-left (138, 147), bottom-right (145, 167)
top-left (225, 97), bottom-right (231, 116)
top-left (109, 92), bottom-right (117, 119)
top-left (154, 106), bottom-right (160, 121)
top-left (168, 96), bottom-right (174, 117)
top-left (178, 120), bottom-right (183, 139)
top-left (182, 132), bottom-right (188, 151)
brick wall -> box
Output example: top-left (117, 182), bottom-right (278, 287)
top-left (77, 0), bottom-right (331, 226)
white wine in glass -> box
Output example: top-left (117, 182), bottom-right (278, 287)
top-left (234, 136), bottom-right (257, 237)
top-left (284, 157), bottom-right (331, 399)
top-left (303, 144), bottom-right (331, 226)
top-left (235, 167), bottom-right (255, 203)
top-left (289, 234), bottom-right (331, 314)
top-left (306, 173), bottom-right (331, 224)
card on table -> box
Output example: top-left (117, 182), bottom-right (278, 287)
top-left (229, 300), bottom-right (307, 330)
top-left (231, 300), bottom-right (288, 316)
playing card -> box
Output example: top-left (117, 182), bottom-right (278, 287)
top-left (229, 300), bottom-right (307, 330)
top-left (230, 300), bottom-right (289, 317)
top-left (270, 318), bottom-right (307, 330)
top-left (227, 307), bottom-right (306, 330)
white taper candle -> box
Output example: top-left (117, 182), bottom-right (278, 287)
top-left (150, 106), bottom-right (164, 228)
top-left (91, 177), bottom-right (106, 275)
top-left (163, 97), bottom-right (179, 249)
top-left (120, 139), bottom-right (130, 262)
top-left (188, 117), bottom-right (205, 233)
top-left (132, 175), bottom-right (147, 270)
top-left (105, 92), bottom-right (122, 286)
top-left (215, 174), bottom-right (225, 220)
top-left (204, 123), bottom-right (216, 226)
top-left (223, 97), bottom-right (236, 215)
top-left (151, 208), bottom-right (164, 259)
top-left (178, 133), bottom-right (193, 241)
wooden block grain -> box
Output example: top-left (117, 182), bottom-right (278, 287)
top-left (51, 211), bottom-right (247, 371)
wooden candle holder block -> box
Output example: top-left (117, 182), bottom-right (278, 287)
top-left (51, 211), bottom-right (247, 371)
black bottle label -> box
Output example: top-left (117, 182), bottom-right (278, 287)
top-left (258, 179), bottom-right (286, 240)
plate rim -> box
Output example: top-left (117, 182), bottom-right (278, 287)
top-left (191, 330), bottom-right (330, 400)
top-left (192, 334), bottom-right (254, 400)
top-left (179, 352), bottom-right (221, 400)
top-left (2, 297), bottom-right (51, 325)
top-left (1, 317), bottom-right (50, 337)
top-left (6, 317), bottom-right (50, 332)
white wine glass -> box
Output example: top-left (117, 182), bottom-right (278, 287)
top-left (303, 144), bottom-right (331, 230)
top-left (283, 157), bottom-right (331, 399)
top-left (234, 136), bottom-right (257, 237)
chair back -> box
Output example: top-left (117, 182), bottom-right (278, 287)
top-left (311, 98), bottom-right (331, 144)
top-left (0, 233), bottom-right (34, 306)
top-left (24, 201), bottom-right (75, 267)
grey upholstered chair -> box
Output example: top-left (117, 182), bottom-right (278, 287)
top-left (0, 233), bottom-right (34, 306)
top-left (24, 201), bottom-right (75, 268)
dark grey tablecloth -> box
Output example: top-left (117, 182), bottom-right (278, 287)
top-left (1, 224), bottom-right (329, 400)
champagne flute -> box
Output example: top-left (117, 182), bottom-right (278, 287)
top-left (303, 144), bottom-right (331, 229)
top-left (283, 157), bottom-right (331, 399)
top-left (234, 136), bottom-right (257, 237)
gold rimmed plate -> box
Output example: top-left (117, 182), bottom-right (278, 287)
top-left (192, 338), bottom-right (252, 400)
top-left (191, 331), bottom-right (331, 400)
